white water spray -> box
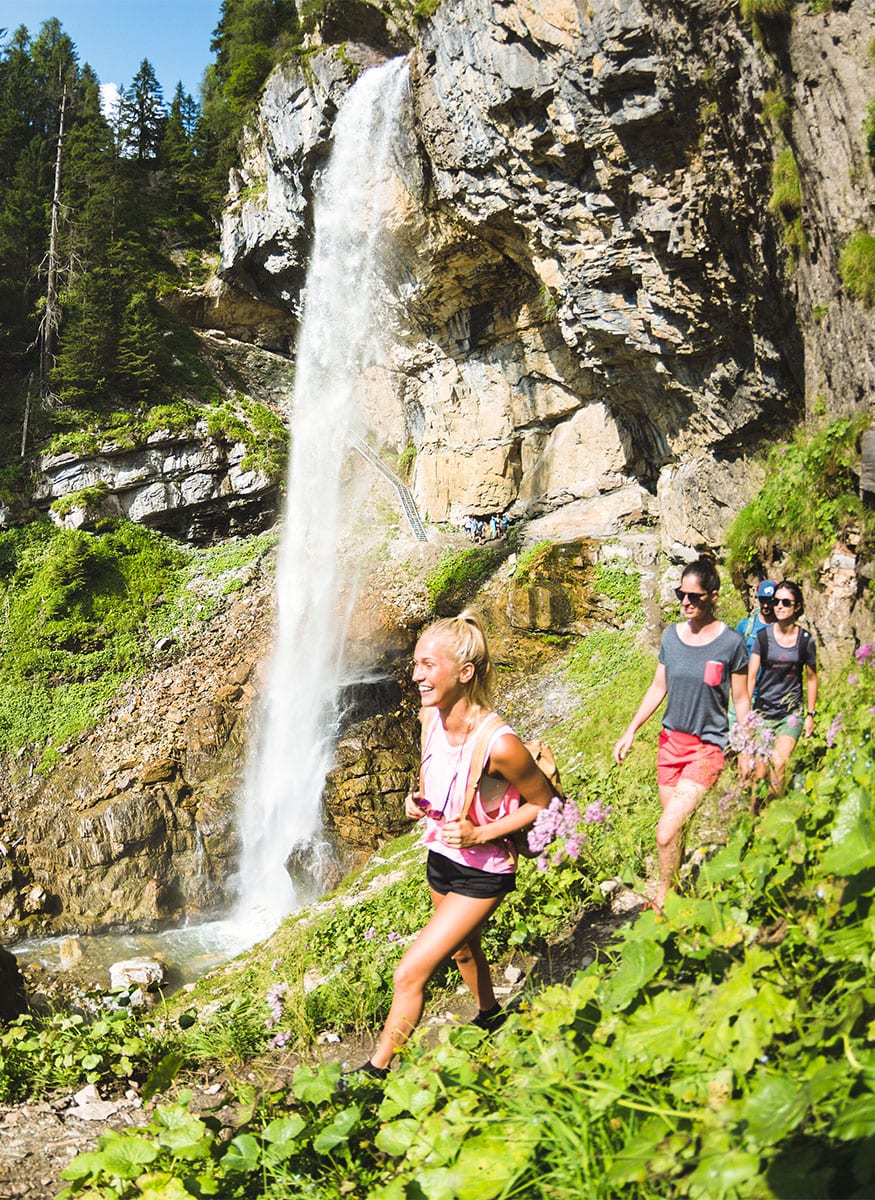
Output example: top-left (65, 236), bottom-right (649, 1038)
top-left (234, 58), bottom-right (410, 937)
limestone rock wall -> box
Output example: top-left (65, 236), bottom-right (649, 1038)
top-left (216, 0), bottom-right (873, 553)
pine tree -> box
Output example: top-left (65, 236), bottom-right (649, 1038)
top-left (117, 58), bottom-right (166, 162)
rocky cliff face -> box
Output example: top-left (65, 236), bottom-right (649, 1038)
top-left (214, 0), bottom-right (872, 554)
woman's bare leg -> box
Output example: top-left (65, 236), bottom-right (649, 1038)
top-left (655, 780), bottom-right (706, 910)
top-left (369, 890), bottom-right (504, 1069)
top-left (768, 734), bottom-right (798, 798)
top-left (451, 924), bottom-right (497, 1012)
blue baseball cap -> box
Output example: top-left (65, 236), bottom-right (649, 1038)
top-left (756, 580), bottom-right (777, 600)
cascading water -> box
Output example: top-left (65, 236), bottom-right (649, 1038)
top-left (233, 57), bottom-right (410, 938)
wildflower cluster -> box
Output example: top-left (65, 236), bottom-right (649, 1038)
top-left (526, 796), bottom-right (612, 873)
top-left (826, 711), bottom-right (844, 748)
top-left (265, 982), bottom-right (290, 1049)
top-left (854, 642), bottom-right (874, 664)
top-left (728, 710), bottom-right (776, 764)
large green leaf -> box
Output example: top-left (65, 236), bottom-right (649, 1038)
top-left (220, 1132), bottom-right (261, 1173)
top-left (688, 1148), bottom-right (763, 1198)
top-left (314, 1103), bottom-right (362, 1154)
top-left (818, 787), bottom-right (875, 876)
top-left (833, 1093), bottom-right (875, 1140)
top-left (291, 1062), bottom-right (340, 1105)
top-left (600, 940), bottom-right (664, 1012)
top-left (87, 1135), bottom-right (160, 1179)
top-left (375, 1117), bottom-right (420, 1156)
top-left (740, 1074), bottom-right (809, 1145)
top-left (615, 988), bottom-right (697, 1069)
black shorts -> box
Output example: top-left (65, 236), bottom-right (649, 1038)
top-left (426, 850), bottom-right (516, 899)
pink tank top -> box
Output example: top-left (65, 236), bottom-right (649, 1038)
top-left (420, 713), bottom-right (521, 874)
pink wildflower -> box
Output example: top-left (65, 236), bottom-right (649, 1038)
top-left (728, 711), bottom-right (775, 764)
top-left (265, 982), bottom-right (288, 1029)
top-left (527, 796), bottom-right (587, 870)
top-left (826, 712), bottom-right (844, 748)
top-left (584, 800), bottom-right (612, 824)
top-left (848, 673), bottom-right (859, 686)
top-left (854, 643), bottom-right (874, 663)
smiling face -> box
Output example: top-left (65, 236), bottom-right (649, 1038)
top-left (676, 571), bottom-right (718, 621)
top-left (412, 632), bottom-right (474, 711)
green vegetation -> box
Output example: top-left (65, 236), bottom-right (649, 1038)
top-left (0, 521), bottom-right (189, 760)
top-left (740, 0), bottom-right (794, 23)
top-left (46, 394), bottom-right (288, 485)
top-left (769, 146), bottom-right (807, 260)
top-left (761, 88), bottom-right (790, 131)
top-left (205, 393), bottom-right (289, 480)
top-left (864, 99), bottom-right (875, 170)
top-left (25, 654), bottom-right (873, 1199)
top-left (725, 416), bottom-right (873, 577)
top-left (425, 545), bottom-right (504, 614)
top-left (839, 230), bottom-right (875, 307)
top-left (412, 0), bottom-right (443, 23)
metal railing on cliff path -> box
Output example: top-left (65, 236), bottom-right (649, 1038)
top-left (353, 438), bottom-right (428, 541)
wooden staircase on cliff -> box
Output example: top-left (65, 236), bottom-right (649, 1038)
top-left (353, 438), bottom-right (428, 541)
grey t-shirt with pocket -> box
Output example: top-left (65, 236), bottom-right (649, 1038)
top-left (658, 624), bottom-right (749, 749)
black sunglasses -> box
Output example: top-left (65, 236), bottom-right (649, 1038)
top-left (773, 597), bottom-right (795, 608)
top-left (674, 588), bottom-right (708, 603)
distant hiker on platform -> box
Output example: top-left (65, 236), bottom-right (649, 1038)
top-left (613, 557), bottom-right (749, 912)
top-left (344, 610), bottom-right (553, 1084)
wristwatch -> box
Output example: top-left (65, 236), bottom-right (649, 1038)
top-left (806, 710), bottom-right (816, 717)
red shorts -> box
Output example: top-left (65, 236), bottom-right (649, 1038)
top-left (657, 729), bottom-right (725, 789)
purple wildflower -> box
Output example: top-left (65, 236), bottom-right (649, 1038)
top-left (826, 712), bottom-right (844, 748)
top-left (787, 713), bottom-right (799, 728)
top-left (527, 796), bottom-right (589, 871)
top-left (584, 800), bottom-right (612, 825)
top-left (728, 711), bottom-right (775, 764)
top-left (268, 1031), bottom-right (291, 1050)
top-left (265, 982), bottom-right (288, 1029)
top-left (848, 673), bottom-right (859, 686)
top-left (387, 931), bottom-right (404, 944)
top-left (854, 643), bottom-right (874, 663)
top-left (363, 927), bottom-right (377, 940)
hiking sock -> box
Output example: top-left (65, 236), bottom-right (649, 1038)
top-left (471, 1003), bottom-right (506, 1031)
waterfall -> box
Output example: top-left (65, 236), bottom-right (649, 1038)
top-left (234, 57), bottom-right (410, 937)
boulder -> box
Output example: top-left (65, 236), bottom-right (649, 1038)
top-left (0, 945), bottom-right (27, 1021)
top-left (109, 957), bottom-right (166, 992)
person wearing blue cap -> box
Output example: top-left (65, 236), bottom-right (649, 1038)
top-left (736, 580), bottom-right (777, 652)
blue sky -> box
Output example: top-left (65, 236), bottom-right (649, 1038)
top-left (0, 0), bottom-right (223, 99)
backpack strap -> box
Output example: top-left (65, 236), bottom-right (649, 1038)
top-left (743, 613), bottom-right (757, 641)
top-left (460, 712), bottom-right (505, 821)
top-left (755, 624), bottom-right (769, 668)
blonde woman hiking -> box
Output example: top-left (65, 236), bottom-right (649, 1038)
top-left (344, 610), bottom-right (554, 1083)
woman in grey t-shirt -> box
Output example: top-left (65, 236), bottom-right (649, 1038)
top-left (614, 557), bottom-right (750, 911)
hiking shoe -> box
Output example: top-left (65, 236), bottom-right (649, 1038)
top-left (471, 1004), bottom-right (507, 1032)
top-left (337, 1061), bottom-right (389, 1091)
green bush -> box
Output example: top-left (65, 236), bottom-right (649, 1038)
top-left (725, 416), bottom-right (873, 575)
top-left (761, 88), bottom-right (790, 130)
top-left (425, 546), bottom-right (502, 614)
top-left (839, 230), bottom-right (875, 307)
top-left (740, 0), bottom-right (794, 22)
top-left (0, 521), bottom-right (189, 757)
